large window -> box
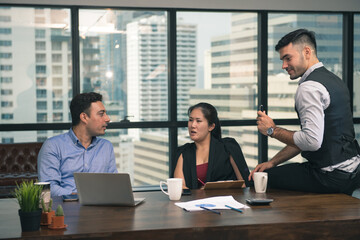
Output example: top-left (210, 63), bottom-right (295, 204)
top-left (268, 13), bottom-right (343, 120)
top-left (79, 9), bottom-right (168, 122)
top-left (0, 6), bottom-right (72, 132)
top-left (0, 4), bottom-right (359, 187)
top-left (78, 10), bottom-right (169, 186)
top-left (176, 12), bottom-right (258, 121)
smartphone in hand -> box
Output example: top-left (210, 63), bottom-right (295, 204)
top-left (259, 105), bottom-right (264, 112)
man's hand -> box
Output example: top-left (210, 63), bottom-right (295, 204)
top-left (248, 161), bottom-right (275, 181)
top-left (257, 110), bottom-right (275, 136)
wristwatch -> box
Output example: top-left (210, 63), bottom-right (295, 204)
top-left (267, 127), bottom-right (274, 137)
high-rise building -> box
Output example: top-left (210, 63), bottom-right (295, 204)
top-left (0, 8), bottom-right (73, 143)
top-left (126, 15), bottom-right (196, 126)
top-left (126, 15), bottom-right (168, 127)
top-left (126, 15), bottom-right (197, 185)
top-left (1, 7), bottom-right (358, 186)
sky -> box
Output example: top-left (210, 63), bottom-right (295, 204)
top-left (177, 12), bottom-right (232, 67)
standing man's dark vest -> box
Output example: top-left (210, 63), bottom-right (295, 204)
top-left (296, 66), bottom-right (359, 168)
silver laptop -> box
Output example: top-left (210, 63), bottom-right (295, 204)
top-left (74, 172), bottom-right (145, 206)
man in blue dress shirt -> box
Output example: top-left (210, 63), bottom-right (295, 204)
top-left (38, 92), bottom-right (118, 196)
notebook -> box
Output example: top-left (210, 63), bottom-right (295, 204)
top-left (74, 172), bottom-right (145, 206)
top-left (203, 180), bottom-right (245, 190)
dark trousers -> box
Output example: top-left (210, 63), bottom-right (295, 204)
top-left (266, 162), bottom-right (360, 195)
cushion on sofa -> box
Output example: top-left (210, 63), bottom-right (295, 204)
top-left (0, 142), bottom-right (43, 197)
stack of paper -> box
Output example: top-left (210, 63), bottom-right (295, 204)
top-left (175, 196), bottom-right (249, 212)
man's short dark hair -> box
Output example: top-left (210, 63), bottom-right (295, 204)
top-left (275, 29), bottom-right (317, 55)
top-left (70, 92), bottom-right (102, 126)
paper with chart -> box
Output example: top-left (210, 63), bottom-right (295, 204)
top-left (175, 195), bottom-right (249, 212)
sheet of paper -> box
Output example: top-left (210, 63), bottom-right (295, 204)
top-left (175, 195), bottom-right (249, 212)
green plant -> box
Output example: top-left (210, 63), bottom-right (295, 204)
top-left (41, 198), bottom-right (53, 213)
top-left (55, 205), bottom-right (64, 216)
top-left (13, 180), bottom-right (43, 212)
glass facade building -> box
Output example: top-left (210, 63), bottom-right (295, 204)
top-left (0, 2), bottom-right (359, 186)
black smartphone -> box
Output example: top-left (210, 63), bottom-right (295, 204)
top-left (62, 194), bottom-right (79, 202)
top-left (246, 198), bottom-right (273, 205)
top-left (259, 105), bottom-right (264, 112)
top-left (182, 189), bottom-right (191, 195)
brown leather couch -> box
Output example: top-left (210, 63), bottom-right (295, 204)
top-left (0, 142), bottom-right (43, 198)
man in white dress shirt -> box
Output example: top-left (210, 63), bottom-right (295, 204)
top-left (249, 29), bottom-right (360, 195)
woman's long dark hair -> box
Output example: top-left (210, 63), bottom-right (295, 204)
top-left (188, 102), bottom-right (221, 140)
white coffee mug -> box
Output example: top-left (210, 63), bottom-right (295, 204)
top-left (160, 178), bottom-right (182, 201)
top-left (253, 172), bottom-right (268, 193)
top-left (35, 182), bottom-right (51, 203)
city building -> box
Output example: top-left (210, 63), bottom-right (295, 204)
top-left (0, 4), bottom-right (359, 187)
top-left (126, 14), bottom-right (197, 184)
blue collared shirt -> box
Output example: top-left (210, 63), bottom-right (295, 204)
top-left (38, 128), bottom-right (118, 196)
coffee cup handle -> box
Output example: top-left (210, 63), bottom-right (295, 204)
top-left (160, 181), bottom-right (169, 196)
top-left (261, 175), bottom-right (268, 192)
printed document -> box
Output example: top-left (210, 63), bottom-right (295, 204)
top-left (175, 195), bottom-right (249, 212)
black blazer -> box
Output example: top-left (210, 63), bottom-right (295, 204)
top-left (172, 136), bottom-right (250, 189)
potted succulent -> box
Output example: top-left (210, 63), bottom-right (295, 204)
top-left (40, 198), bottom-right (55, 226)
top-left (13, 180), bottom-right (43, 232)
top-left (49, 205), bottom-right (67, 229)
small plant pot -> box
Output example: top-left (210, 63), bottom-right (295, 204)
top-left (40, 210), bottom-right (55, 226)
top-left (49, 216), bottom-right (66, 229)
top-left (18, 209), bottom-right (42, 232)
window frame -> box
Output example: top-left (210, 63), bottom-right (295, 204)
top-left (0, 4), bottom-right (359, 186)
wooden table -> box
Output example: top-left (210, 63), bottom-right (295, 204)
top-left (1, 188), bottom-right (360, 240)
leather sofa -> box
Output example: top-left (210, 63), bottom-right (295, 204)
top-left (0, 142), bottom-right (43, 198)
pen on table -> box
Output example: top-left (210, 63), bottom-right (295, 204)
top-left (197, 178), bottom-right (205, 186)
top-left (200, 206), bottom-right (221, 215)
top-left (225, 205), bottom-right (243, 213)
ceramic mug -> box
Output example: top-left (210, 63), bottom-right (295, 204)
top-left (253, 172), bottom-right (268, 193)
top-left (160, 178), bottom-right (182, 200)
top-left (35, 182), bottom-right (51, 203)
